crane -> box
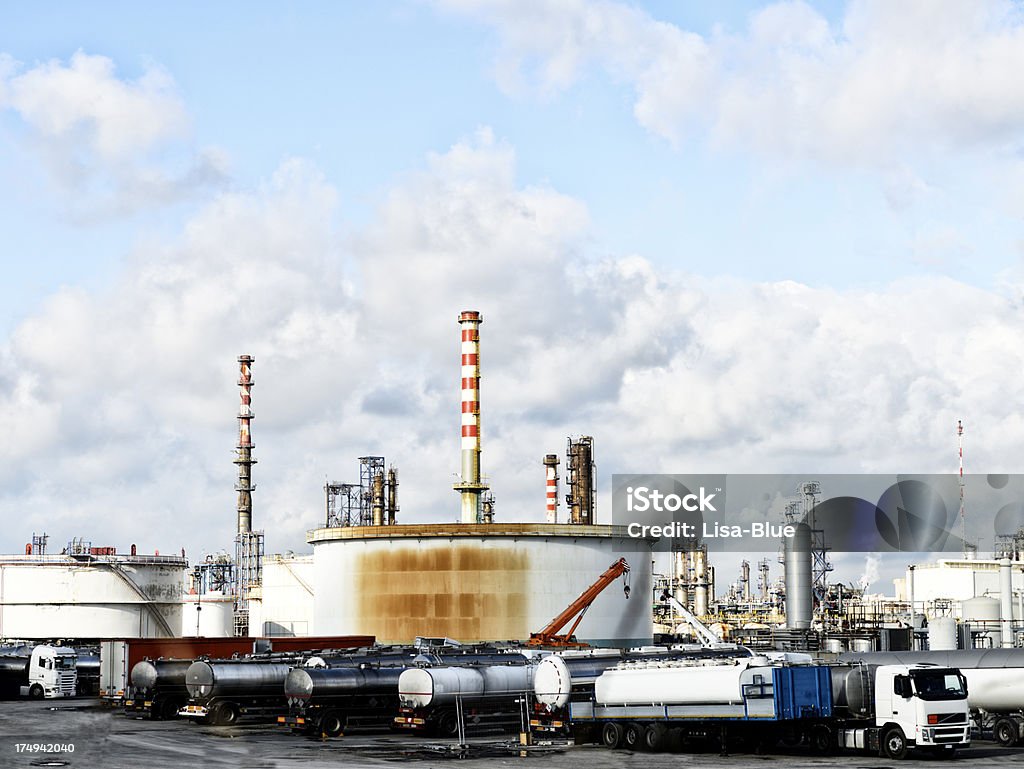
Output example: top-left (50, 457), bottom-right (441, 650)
top-left (527, 557), bottom-right (630, 648)
top-left (659, 589), bottom-right (722, 647)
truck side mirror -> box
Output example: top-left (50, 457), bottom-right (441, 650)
top-left (894, 675), bottom-right (911, 698)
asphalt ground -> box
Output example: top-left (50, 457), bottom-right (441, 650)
top-left (0, 699), bottom-right (1021, 769)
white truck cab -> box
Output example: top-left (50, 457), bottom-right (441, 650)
top-left (20, 645), bottom-right (77, 699)
top-left (873, 664), bottom-right (971, 759)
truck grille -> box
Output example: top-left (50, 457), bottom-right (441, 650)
top-left (935, 712), bottom-right (967, 724)
top-left (933, 727), bottom-right (968, 744)
top-left (59, 673), bottom-right (76, 695)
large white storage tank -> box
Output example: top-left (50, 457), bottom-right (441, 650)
top-left (0, 553), bottom-right (186, 638)
top-left (309, 523), bottom-right (653, 645)
top-left (250, 553), bottom-right (315, 637)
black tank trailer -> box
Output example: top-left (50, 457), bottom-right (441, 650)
top-left (179, 652), bottom-right (307, 726)
top-left (124, 659), bottom-right (193, 719)
top-left (0, 656), bottom-right (31, 699)
top-left (282, 646), bottom-right (538, 737)
top-left (73, 650), bottom-right (100, 696)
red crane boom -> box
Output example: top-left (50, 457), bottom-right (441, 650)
top-left (527, 557), bottom-right (630, 647)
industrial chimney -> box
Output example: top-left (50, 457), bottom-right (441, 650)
top-left (543, 454), bottom-right (560, 524)
top-left (234, 355), bottom-right (256, 534)
top-left (453, 311), bottom-right (489, 523)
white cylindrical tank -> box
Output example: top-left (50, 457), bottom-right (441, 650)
top-left (398, 667), bottom-right (485, 708)
top-left (595, 659), bottom-right (757, 706)
top-left (929, 617), bottom-right (958, 651)
top-left (181, 592), bottom-right (235, 637)
top-left (964, 596), bottom-right (1001, 649)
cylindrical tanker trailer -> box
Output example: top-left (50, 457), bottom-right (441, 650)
top-left (396, 660), bottom-right (540, 737)
top-left (73, 650), bottom-right (100, 696)
top-left (571, 658), bottom-right (970, 759)
top-left (281, 665), bottom-right (406, 736)
top-left (282, 647), bottom-right (531, 737)
top-left (179, 657), bottom-right (298, 725)
top-left (837, 649), bottom-right (1024, 747)
top-left (531, 646), bottom-right (754, 733)
top-left (124, 659), bottom-right (192, 720)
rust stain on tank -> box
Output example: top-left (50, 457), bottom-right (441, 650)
top-left (355, 543), bottom-right (530, 643)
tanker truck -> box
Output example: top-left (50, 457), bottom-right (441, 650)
top-left (179, 656), bottom-right (299, 725)
top-left (124, 659), bottom-right (192, 719)
top-left (838, 649), bottom-right (1024, 748)
top-left (396, 658), bottom-right (540, 737)
top-left (284, 646), bottom-right (528, 737)
top-left (0, 645), bottom-right (78, 699)
top-left (531, 646), bottom-right (754, 734)
top-left (570, 657), bottom-right (970, 759)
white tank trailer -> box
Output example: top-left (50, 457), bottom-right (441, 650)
top-left (180, 658), bottom-right (298, 725)
top-left (838, 649), bottom-right (1024, 747)
top-left (281, 647), bottom-right (528, 736)
top-left (396, 660), bottom-right (539, 737)
top-left (125, 659), bottom-right (192, 720)
top-left (571, 658), bottom-right (970, 759)
top-left (531, 646), bottom-right (753, 733)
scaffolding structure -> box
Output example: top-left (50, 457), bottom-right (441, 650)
top-left (234, 530), bottom-right (264, 636)
top-left (325, 457), bottom-right (399, 527)
top-left (192, 552), bottom-right (234, 594)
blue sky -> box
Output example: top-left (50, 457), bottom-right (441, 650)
top-left (1, 1), bottom-right (1023, 593)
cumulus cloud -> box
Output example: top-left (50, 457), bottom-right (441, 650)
top-left (0, 51), bottom-right (227, 215)
top-left (2, 130), bottom-right (1023, 581)
top-left (436, 0), bottom-right (1024, 162)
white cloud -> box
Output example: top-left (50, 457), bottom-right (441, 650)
top-left (0, 51), bottom-right (227, 214)
top-left (2, 131), bottom-right (1023, 587)
top-left (437, 0), bottom-right (1024, 162)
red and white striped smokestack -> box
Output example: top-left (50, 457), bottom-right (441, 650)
top-left (543, 454), bottom-right (560, 524)
top-left (234, 355), bottom-right (256, 534)
top-left (453, 311), bottom-right (488, 523)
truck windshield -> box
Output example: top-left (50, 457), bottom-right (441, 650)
top-left (55, 657), bottom-right (76, 670)
top-left (911, 669), bottom-right (966, 701)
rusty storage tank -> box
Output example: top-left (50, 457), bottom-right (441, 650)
top-left (308, 523), bottom-right (653, 646)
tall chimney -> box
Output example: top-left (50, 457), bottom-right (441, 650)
top-left (454, 311), bottom-right (488, 523)
top-left (543, 454), bottom-right (560, 524)
top-left (234, 355), bottom-right (256, 534)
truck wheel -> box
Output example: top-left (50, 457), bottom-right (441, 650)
top-left (210, 702), bottom-right (238, 726)
top-left (623, 723), bottom-right (643, 750)
top-left (882, 727), bottom-right (907, 760)
top-left (994, 717), bottom-right (1019, 747)
top-left (643, 724), bottom-right (668, 752)
top-left (159, 699), bottom-right (181, 720)
top-left (320, 711), bottom-right (345, 738)
top-left (809, 724), bottom-right (834, 755)
top-left (601, 722), bottom-right (624, 749)
top-left (29, 684), bottom-right (44, 699)
top-left (436, 710), bottom-right (460, 738)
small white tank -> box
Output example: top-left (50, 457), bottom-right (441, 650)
top-left (928, 617), bottom-right (958, 651)
top-left (181, 592), bottom-right (235, 637)
top-left (963, 596), bottom-right (1001, 649)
